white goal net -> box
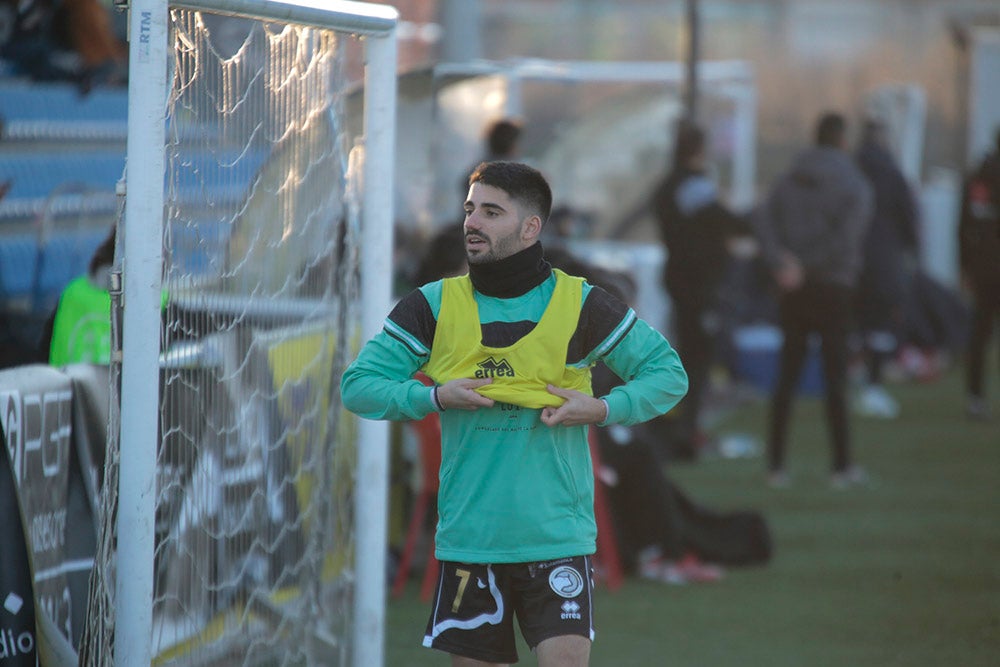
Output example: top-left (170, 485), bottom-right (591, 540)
top-left (81, 2), bottom-right (397, 665)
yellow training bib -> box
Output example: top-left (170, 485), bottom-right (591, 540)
top-left (424, 269), bottom-right (592, 408)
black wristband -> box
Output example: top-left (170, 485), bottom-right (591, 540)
top-left (432, 385), bottom-right (445, 411)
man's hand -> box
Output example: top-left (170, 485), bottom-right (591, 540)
top-left (436, 378), bottom-right (495, 410)
top-left (540, 384), bottom-right (607, 427)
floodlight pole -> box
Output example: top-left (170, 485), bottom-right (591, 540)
top-left (684, 0), bottom-right (701, 121)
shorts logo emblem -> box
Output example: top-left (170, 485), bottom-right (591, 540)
top-left (548, 565), bottom-right (584, 598)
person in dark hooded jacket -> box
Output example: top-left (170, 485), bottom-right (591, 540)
top-left (653, 119), bottom-right (753, 460)
top-left (853, 118), bottom-right (921, 419)
top-left (958, 127), bottom-right (1000, 420)
top-left (750, 112), bottom-right (873, 489)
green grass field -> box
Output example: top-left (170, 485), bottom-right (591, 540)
top-left (385, 367), bottom-right (999, 666)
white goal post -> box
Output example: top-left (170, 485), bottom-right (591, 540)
top-left (110, 1), bottom-right (396, 666)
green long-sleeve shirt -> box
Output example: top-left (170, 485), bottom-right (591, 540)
top-left (341, 270), bottom-right (687, 563)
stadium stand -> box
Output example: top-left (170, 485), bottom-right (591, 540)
top-left (0, 80), bottom-right (129, 143)
top-left (0, 78), bottom-right (127, 362)
top-left (0, 76), bottom-right (271, 360)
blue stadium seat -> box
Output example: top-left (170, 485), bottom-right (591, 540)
top-left (0, 149), bottom-right (267, 210)
top-left (0, 80), bottom-right (128, 132)
top-left (0, 153), bottom-right (126, 201)
top-left (0, 79), bottom-right (271, 349)
top-left (0, 234), bottom-right (38, 298)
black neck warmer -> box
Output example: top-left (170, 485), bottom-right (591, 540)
top-left (468, 242), bottom-right (551, 298)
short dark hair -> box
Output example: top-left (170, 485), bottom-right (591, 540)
top-left (486, 119), bottom-right (522, 156)
top-left (89, 224), bottom-right (117, 275)
top-left (815, 112), bottom-right (847, 148)
top-left (469, 161), bottom-right (552, 224)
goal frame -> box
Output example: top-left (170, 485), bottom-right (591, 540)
top-left (118, 2), bottom-right (397, 665)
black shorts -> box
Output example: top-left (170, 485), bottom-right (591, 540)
top-left (422, 555), bottom-right (595, 664)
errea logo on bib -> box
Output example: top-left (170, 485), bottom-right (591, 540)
top-left (475, 357), bottom-right (515, 379)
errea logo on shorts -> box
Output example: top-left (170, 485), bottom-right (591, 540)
top-left (560, 600), bottom-right (582, 620)
top-left (548, 565), bottom-right (584, 599)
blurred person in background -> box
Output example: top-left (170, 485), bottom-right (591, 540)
top-left (482, 117), bottom-right (523, 163)
top-left (592, 360), bottom-right (775, 586)
top-left (957, 127), bottom-right (1000, 421)
top-left (750, 112), bottom-right (873, 489)
top-left (652, 118), bottom-right (755, 461)
top-left (0, 0), bottom-right (125, 91)
top-left (852, 117), bottom-right (921, 420)
top-left (459, 117), bottom-right (523, 198)
top-left (39, 223), bottom-right (115, 366)
top-left (62, 0), bottom-right (127, 90)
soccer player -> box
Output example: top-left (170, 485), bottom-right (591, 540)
top-left (341, 161), bottom-right (688, 666)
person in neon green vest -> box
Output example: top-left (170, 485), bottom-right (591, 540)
top-left (342, 161), bottom-right (689, 666)
top-left (42, 225), bottom-right (115, 366)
